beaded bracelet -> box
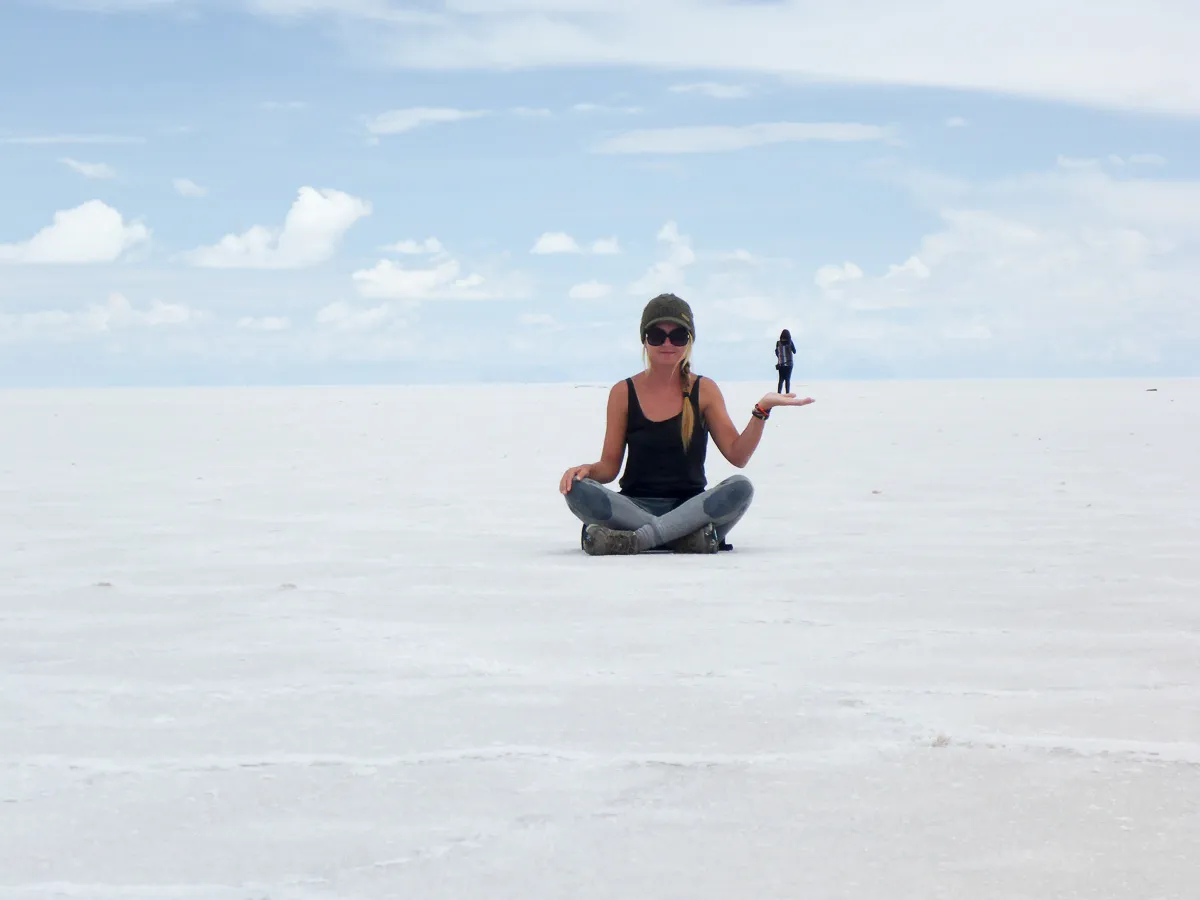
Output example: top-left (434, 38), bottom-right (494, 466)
top-left (752, 403), bottom-right (770, 421)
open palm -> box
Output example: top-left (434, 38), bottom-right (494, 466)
top-left (761, 392), bottom-right (815, 409)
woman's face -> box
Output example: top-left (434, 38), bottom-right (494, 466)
top-left (644, 323), bottom-right (690, 366)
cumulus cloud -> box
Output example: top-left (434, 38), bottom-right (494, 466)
top-left (60, 158), bottom-right (116, 179)
top-left (0, 134), bottom-right (143, 145)
top-left (594, 122), bottom-right (893, 154)
top-left (1058, 153), bottom-right (1169, 171)
top-left (184, 186), bottom-right (370, 269)
top-left (531, 232), bottom-right (581, 254)
top-left (237, 315), bottom-right (290, 331)
top-left (0, 292), bottom-right (199, 342)
top-left (669, 82), bottom-right (751, 99)
top-left (814, 261), bottom-right (865, 290)
top-left (384, 237), bottom-right (443, 254)
top-left (572, 102), bottom-right (644, 115)
top-left (316, 299), bottom-right (396, 330)
top-left (629, 221), bottom-right (696, 295)
top-left (531, 233), bottom-right (620, 254)
top-left (568, 280), bottom-right (611, 299)
top-left (365, 107), bottom-right (488, 137)
top-left (350, 238), bottom-right (527, 302)
top-left (0, 200), bottom-right (149, 264)
top-left (173, 177), bottom-right (208, 198)
top-left (352, 258), bottom-right (477, 299)
top-left (804, 164), bottom-right (1200, 367)
top-left (719, 248), bottom-right (766, 265)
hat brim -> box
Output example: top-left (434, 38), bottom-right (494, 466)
top-left (644, 316), bottom-right (693, 336)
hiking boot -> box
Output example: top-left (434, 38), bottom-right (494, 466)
top-left (581, 524), bottom-right (641, 555)
top-left (665, 523), bottom-right (719, 554)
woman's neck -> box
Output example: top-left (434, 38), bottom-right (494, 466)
top-left (643, 364), bottom-right (682, 389)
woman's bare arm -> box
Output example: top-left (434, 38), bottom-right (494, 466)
top-left (703, 379), bottom-right (763, 468)
top-left (559, 381), bottom-right (627, 492)
top-left (703, 378), bottom-right (814, 469)
top-left (587, 381), bottom-right (628, 482)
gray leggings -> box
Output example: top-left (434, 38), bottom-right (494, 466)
top-left (564, 474), bottom-right (754, 549)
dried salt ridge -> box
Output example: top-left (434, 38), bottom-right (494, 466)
top-left (1, 379), bottom-right (1197, 899)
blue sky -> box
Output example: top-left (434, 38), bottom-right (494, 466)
top-left (1, 0), bottom-right (1198, 386)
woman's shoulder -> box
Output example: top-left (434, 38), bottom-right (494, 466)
top-left (693, 373), bottom-right (727, 403)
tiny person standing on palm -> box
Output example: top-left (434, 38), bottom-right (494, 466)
top-left (775, 328), bottom-right (796, 393)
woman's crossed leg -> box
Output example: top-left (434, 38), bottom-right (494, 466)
top-left (564, 474), bottom-right (754, 554)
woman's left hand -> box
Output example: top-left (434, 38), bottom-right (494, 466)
top-left (760, 392), bottom-right (815, 410)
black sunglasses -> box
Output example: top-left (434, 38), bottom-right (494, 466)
top-left (644, 325), bottom-right (690, 347)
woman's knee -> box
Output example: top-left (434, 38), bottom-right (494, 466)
top-left (718, 473), bottom-right (754, 498)
top-left (564, 477), bottom-right (614, 522)
top-left (704, 474), bottom-right (753, 519)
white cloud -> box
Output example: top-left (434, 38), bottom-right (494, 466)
top-left (806, 165), bottom-right (1200, 363)
top-left (0, 200), bottom-right (149, 264)
top-left (568, 281), bottom-right (611, 299)
top-left (886, 255), bottom-right (932, 279)
top-left (0, 292), bottom-right (198, 342)
top-left (531, 232), bottom-right (622, 254)
top-left (629, 221), bottom-right (696, 295)
top-left (353, 234), bottom-right (530, 302)
top-left (237, 315), bottom-right (290, 331)
top-left (245, 0), bottom-right (397, 18)
top-left (322, 0), bottom-right (1200, 117)
top-left (0, 134), bottom-right (143, 145)
top-left (594, 122), bottom-right (893, 154)
top-left (60, 158), bottom-right (116, 179)
top-left (173, 177), bottom-right (208, 198)
top-left (1080, 153), bottom-right (1170, 169)
top-left (572, 102), bottom-right (644, 115)
top-left (531, 232), bottom-right (580, 254)
top-left (365, 107), bottom-right (488, 136)
top-left (669, 82), bottom-right (751, 99)
top-left (184, 186), bottom-right (370, 269)
top-left (511, 106), bottom-right (552, 117)
top-left (719, 249), bottom-right (765, 265)
top-left (315, 299), bottom-right (396, 330)
top-left (385, 237), bottom-right (444, 254)
top-left (352, 258), bottom-right (469, 298)
top-left (944, 116), bottom-right (970, 128)
top-left (1057, 154), bottom-right (1103, 170)
top-left (350, 255), bottom-right (524, 301)
top-left (814, 261), bottom-right (864, 290)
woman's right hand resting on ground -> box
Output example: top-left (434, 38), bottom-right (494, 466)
top-left (560, 464), bottom-right (592, 494)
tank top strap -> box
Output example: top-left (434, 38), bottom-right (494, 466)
top-left (624, 377), bottom-right (646, 424)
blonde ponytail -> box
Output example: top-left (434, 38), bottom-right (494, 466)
top-left (679, 348), bottom-right (694, 449)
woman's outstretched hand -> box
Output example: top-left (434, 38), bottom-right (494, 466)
top-left (559, 464), bottom-right (592, 494)
top-left (760, 392), bottom-right (815, 410)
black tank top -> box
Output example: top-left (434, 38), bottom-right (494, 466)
top-left (618, 375), bottom-right (709, 500)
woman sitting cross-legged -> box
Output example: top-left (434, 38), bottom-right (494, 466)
top-left (559, 293), bottom-right (815, 555)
